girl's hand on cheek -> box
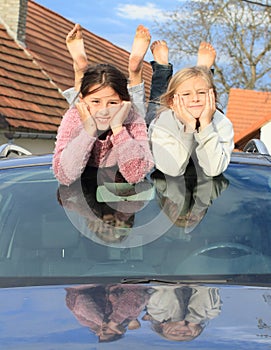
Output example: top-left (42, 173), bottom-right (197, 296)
top-left (173, 94), bottom-right (196, 132)
top-left (162, 320), bottom-right (187, 334)
top-left (76, 101), bottom-right (97, 136)
top-left (199, 88), bottom-right (216, 130)
top-left (110, 101), bottom-right (131, 135)
top-left (187, 323), bottom-right (201, 337)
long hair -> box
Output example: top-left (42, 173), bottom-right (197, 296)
top-left (80, 63), bottom-right (130, 101)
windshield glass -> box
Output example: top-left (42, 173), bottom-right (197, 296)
top-left (0, 161), bottom-right (271, 281)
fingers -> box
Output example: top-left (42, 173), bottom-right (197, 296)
top-left (173, 93), bottom-right (190, 114)
top-left (207, 88), bottom-right (215, 110)
top-left (76, 102), bottom-right (97, 135)
top-left (200, 88), bottom-right (215, 118)
top-left (118, 101), bottom-right (132, 118)
top-left (162, 320), bottom-right (186, 334)
top-left (173, 94), bottom-right (196, 131)
top-left (172, 93), bottom-right (185, 116)
top-left (110, 101), bottom-right (131, 127)
top-left (75, 101), bottom-right (91, 122)
top-left (197, 89), bottom-right (215, 129)
top-left (209, 88), bottom-right (215, 111)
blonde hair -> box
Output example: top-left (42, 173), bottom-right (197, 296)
top-left (160, 66), bottom-right (218, 109)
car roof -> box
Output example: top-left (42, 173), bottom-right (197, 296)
top-left (0, 143), bottom-right (271, 284)
top-left (229, 151), bottom-right (271, 166)
top-left (0, 153), bottom-right (53, 169)
top-left (0, 151), bottom-right (270, 171)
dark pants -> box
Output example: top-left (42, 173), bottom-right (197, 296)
top-left (146, 61), bottom-right (173, 126)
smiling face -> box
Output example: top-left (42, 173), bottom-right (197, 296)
top-left (175, 76), bottom-right (209, 118)
top-left (82, 85), bottom-right (122, 130)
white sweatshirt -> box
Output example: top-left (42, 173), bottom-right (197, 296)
top-left (149, 108), bottom-right (234, 177)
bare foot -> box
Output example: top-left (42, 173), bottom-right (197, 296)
top-left (128, 24), bottom-right (151, 86)
top-left (197, 42), bottom-right (216, 69)
top-left (150, 40), bottom-right (169, 65)
top-left (66, 23), bottom-right (88, 72)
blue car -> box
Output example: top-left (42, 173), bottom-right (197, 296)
top-left (0, 142), bottom-right (270, 348)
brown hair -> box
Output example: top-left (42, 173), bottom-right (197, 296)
top-left (80, 63), bottom-right (130, 101)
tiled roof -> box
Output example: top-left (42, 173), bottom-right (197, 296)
top-left (227, 88), bottom-right (271, 143)
top-left (0, 0), bottom-right (152, 133)
top-left (0, 23), bottom-right (66, 131)
top-left (25, 0), bottom-right (152, 97)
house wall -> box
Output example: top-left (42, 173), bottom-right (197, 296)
top-left (13, 138), bottom-right (56, 154)
top-left (0, 131), bottom-right (56, 155)
top-left (261, 122), bottom-right (271, 154)
top-left (0, 134), bottom-right (6, 148)
top-left (0, 0), bottom-right (28, 43)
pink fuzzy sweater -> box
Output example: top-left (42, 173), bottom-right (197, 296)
top-left (53, 106), bottom-right (154, 185)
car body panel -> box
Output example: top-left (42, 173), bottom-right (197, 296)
top-left (0, 283), bottom-right (270, 349)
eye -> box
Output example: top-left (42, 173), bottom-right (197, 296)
top-left (109, 101), bottom-right (120, 105)
top-left (89, 99), bottom-right (100, 104)
top-left (199, 90), bottom-right (207, 95)
top-left (181, 93), bottom-right (190, 97)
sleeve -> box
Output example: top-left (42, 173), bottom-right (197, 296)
top-left (110, 111), bottom-right (154, 183)
top-left (128, 82), bottom-right (146, 119)
top-left (65, 288), bottom-right (104, 331)
top-left (149, 112), bottom-right (194, 177)
top-left (62, 87), bottom-right (79, 106)
top-left (194, 111), bottom-right (234, 176)
top-left (52, 107), bottom-right (97, 186)
top-left (185, 287), bottom-right (222, 324)
top-left (108, 286), bottom-right (152, 324)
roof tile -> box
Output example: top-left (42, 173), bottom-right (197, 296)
top-left (0, 20), bottom-right (68, 132)
top-left (227, 88), bottom-right (271, 143)
top-left (0, 0), bottom-right (152, 133)
top-left (25, 1), bottom-right (152, 93)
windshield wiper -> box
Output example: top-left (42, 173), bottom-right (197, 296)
top-left (121, 277), bottom-right (180, 284)
top-left (121, 274), bottom-right (271, 286)
top-left (120, 277), bottom-right (229, 284)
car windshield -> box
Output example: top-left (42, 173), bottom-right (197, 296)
top-left (0, 158), bottom-right (271, 285)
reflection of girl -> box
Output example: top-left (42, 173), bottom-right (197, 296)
top-left (58, 183), bottom-right (133, 244)
top-left (152, 164), bottom-right (229, 233)
top-left (58, 168), bottom-right (147, 245)
top-left (65, 284), bottom-right (154, 343)
top-left (85, 182), bottom-right (133, 244)
top-left (144, 285), bottom-right (221, 342)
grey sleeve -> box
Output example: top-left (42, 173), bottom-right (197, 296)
top-left (128, 82), bottom-right (146, 119)
top-left (62, 87), bottom-right (79, 106)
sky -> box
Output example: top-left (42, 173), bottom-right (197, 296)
top-left (34, 0), bottom-right (183, 62)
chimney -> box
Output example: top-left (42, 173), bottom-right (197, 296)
top-left (0, 0), bottom-right (28, 44)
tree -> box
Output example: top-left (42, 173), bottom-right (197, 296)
top-left (153, 0), bottom-right (271, 107)
top-left (241, 0), bottom-right (271, 7)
